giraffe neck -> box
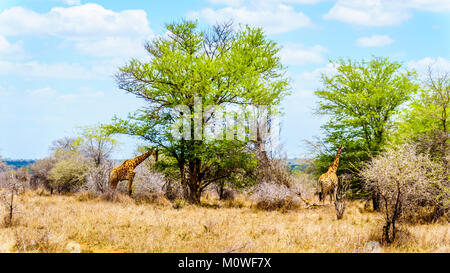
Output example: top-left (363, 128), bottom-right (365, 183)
top-left (328, 150), bottom-right (341, 174)
top-left (130, 152), bottom-right (153, 169)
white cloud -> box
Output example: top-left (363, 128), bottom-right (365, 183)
top-left (356, 35), bottom-right (394, 47)
top-left (296, 63), bottom-right (338, 89)
top-left (189, 3), bottom-right (313, 34)
top-left (28, 87), bottom-right (105, 103)
top-left (0, 4), bottom-right (152, 39)
top-left (0, 35), bottom-right (25, 59)
top-left (207, 0), bottom-right (325, 6)
top-left (29, 87), bottom-right (58, 97)
top-left (61, 0), bottom-right (81, 5)
top-left (0, 60), bottom-right (113, 79)
top-left (407, 57), bottom-right (450, 78)
top-left (406, 0), bottom-right (450, 12)
top-left (0, 4), bottom-right (153, 59)
top-left (280, 44), bottom-right (328, 65)
top-left (206, 0), bottom-right (244, 6)
top-left (282, 0), bottom-right (324, 3)
top-left (75, 37), bottom-right (147, 58)
top-left (324, 0), bottom-right (450, 27)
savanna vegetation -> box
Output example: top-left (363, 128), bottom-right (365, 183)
top-left (0, 21), bottom-right (448, 253)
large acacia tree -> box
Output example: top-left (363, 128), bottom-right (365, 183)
top-left (106, 21), bottom-right (289, 204)
top-left (314, 57), bottom-right (419, 208)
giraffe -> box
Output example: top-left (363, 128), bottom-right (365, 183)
top-left (317, 145), bottom-right (345, 204)
top-left (109, 150), bottom-right (158, 196)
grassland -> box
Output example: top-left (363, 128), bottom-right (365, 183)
top-left (0, 190), bottom-right (448, 253)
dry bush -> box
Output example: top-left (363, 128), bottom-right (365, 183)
top-left (257, 157), bottom-right (293, 187)
top-left (292, 172), bottom-right (316, 192)
top-left (291, 172), bottom-right (317, 201)
top-left (361, 144), bottom-right (446, 243)
top-left (13, 167), bottom-right (30, 188)
top-left (163, 181), bottom-right (185, 201)
top-left (29, 158), bottom-right (55, 192)
top-left (251, 182), bottom-right (301, 211)
top-left (99, 189), bottom-right (134, 204)
top-left (76, 191), bottom-right (98, 202)
top-left (219, 187), bottom-right (235, 201)
top-left (132, 164), bottom-right (167, 203)
top-left (85, 161), bottom-right (113, 194)
top-left (13, 228), bottom-right (62, 253)
top-left (334, 177), bottom-right (350, 220)
top-left (209, 183), bottom-right (236, 201)
top-left (0, 174), bottom-right (22, 227)
top-left (0, 162), bottom-right (9, 187)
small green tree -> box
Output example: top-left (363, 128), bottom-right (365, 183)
top-left (77, 125), bottom-right (118, 166)
top-left (49, 150), bottom-right (89, 193)
top-left (314, 57), bottom-right (419, 207)
top-left (106, 20), bottom-right (289, 204)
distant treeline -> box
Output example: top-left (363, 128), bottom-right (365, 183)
top-left (4, 158), bottom-right (305, 172)
top-left (4, 160), bottom-right (36, 169)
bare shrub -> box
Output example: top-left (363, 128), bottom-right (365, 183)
top-left (334, 176), bottom-right (350, 220)
top-left (257, 158), bottom-right (293, 187)
top-left (99, 189), bottom-right (134, 204)
top-left (76, 191), bottom-right (98, 202)
top-left (163, 180), bottom-right (185, 201)
top-left (220, 187), bottom-right (235, 201)
top-left (0, 160), bottom-right (8, 186)
top-left (251, 182), bottom-right (301, 211)
top-left (29, 158), bottom-right (56, 192)
top-left (361, 144), bottom-right (445, 244)
top-left (291, 172), bottom-right (316, 200)
top-left (132, 164), bottom-right (167, 202)
top-left (85, 161), bottom-right (113, 194)
top-left (0, 174), bottom-right (21, 227)
top-left (13, 167), bottom-right (30, 188)
top-left (13, 228), bottom-right (61, 252)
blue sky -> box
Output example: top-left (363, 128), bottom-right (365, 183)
top-left (0, 0), bottom-right (449, 159)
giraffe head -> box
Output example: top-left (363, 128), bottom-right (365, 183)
top-left (337, 145), bottom-right (345, 153)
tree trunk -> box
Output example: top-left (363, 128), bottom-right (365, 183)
top-left (188, 184), bottom-right (202, 205)
top-left (186, 159), bottom-right (203, 205)
top-left (8, 188), bottom-right (14, 225)
top-left (372, 192), bottom-right (380, 211)
top-left (383, 221), bottom-right (392, 244)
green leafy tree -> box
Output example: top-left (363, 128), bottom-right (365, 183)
top-left (395, 68), bottom-right (449, 169)
top-left (76, 125), bottom-right (118, 166)
top-left (314, 57), bottom-right (419, 207)
top-left (105, 21), bottom-right (289, 204)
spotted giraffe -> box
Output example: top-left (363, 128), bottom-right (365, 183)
top-left (317, 145), bottom-right (345, 204)
top-left (109, 150), bottom-right (158, 196)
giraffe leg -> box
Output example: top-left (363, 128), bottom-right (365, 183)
top-left (127, 171), bottom-right (135, 196)
top-left (109, 171), bottom-right (119, 191)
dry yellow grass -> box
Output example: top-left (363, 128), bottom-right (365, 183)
top-left (0, 190), bottom-right (448, 253)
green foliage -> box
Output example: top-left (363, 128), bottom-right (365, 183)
top-left (105, 20), bottom-right (289, 203)
top-left (48, 150), bottom-right (89, 193)
top-left (76, 125), bottom-right (118, 166)
top-left (393, 71), bottom-right (449, 162)
top-left (314, 57), bottom-right (419, 195)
